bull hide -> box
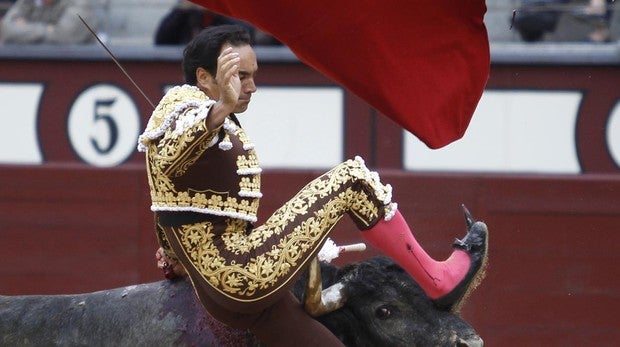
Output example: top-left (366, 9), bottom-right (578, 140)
top-left (0, 256), bottom-right (482, 346)
top-left (0, 278), bottom-right (250, 346)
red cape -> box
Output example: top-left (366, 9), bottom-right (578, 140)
top-left (193, 1), bottom-right (490, 149)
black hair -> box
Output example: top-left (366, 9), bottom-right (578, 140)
top-left (182, 24), bottom-right (252, 84)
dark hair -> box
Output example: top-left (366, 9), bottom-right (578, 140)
top-left (182, 24), bottom-right (252, 84)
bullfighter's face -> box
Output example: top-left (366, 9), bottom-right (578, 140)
top-left (200, 44), bottom-right (258, 114)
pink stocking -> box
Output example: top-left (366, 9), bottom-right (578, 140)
top-left (362, 210), bottom-right (471, 300)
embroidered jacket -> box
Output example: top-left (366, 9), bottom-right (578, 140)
top-left (138, 85), bottom-right (262, 222)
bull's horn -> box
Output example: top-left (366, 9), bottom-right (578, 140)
top-left (462, 204), bottom-right (475, 229)
top-left (457, 335), bottom-right (484, 347)
top-left (304, 257), bottom-right (347, 317)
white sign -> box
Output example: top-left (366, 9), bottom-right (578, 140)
top-left (0, 83), bottom-right (44, 164)
top-left (67, 84), bottom-right (141, 167)
top-left (404, 90), bottom-right (583, 174)
top-left (607, 101), bottom-right (620, 168)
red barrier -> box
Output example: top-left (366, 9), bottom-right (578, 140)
top-left (1, 165), bottom-right (619, 344)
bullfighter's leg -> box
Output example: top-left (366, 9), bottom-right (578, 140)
top-left (162, 225), bottom-right (345, 346)
top-left (158, 156), bottom-right (394, 314)
top-left (361, 206), bottom-right (488, 311)
top-left (249, 291), bottom-right (345, 346)
top-left (158, 155), bottom-right (487, 317)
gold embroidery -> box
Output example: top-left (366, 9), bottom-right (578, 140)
top-left (143, 86), bottom-right (262, 222)
top-left (172, 159), bottom-right (387, 302)
top-left (239, 176), bottom-right (261, 194)
top-left (237, 153), bottom-right (260, 171)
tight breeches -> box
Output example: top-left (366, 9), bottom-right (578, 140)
top-left (158, 158), bottom-right (393, 330)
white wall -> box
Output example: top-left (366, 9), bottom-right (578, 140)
top-left (404, 90), bottom-right (584, 174)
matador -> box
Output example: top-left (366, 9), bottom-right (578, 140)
top-left (139, 25), bottom-right (488, 346)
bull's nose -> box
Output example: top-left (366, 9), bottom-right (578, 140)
top-left (456, 335), bottom-right (483, 347)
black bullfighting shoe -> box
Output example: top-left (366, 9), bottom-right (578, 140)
top-left (433, 205), bottom-right (489, 312)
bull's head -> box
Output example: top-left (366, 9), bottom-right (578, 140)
top-left (302, 206), bottom-right (485, 346)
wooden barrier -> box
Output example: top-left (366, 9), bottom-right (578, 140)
top-left (1, 165), bottom-right (619, 344)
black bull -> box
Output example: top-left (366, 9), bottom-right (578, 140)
top-left (0, 256), bottom-right (483, 346)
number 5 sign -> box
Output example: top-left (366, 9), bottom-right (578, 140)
top-left (68, 84), bottom-right (141, 167)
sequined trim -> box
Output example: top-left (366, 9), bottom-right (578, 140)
top-left (167, 158), bottom-right (394, 302)
top-left (141, 84), bottom-right (262, 222)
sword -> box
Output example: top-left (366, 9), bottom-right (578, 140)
top-left (77, 14), bottom-right (156, 109)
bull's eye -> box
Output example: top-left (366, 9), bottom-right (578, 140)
top-left (375, 305), bottom-right (392, 319)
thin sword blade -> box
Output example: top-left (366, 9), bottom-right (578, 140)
top-left (77, 14), bottom-right (156, 109)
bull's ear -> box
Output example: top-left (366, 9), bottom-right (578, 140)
top-left (304, 257), bottom-right (347, 317)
